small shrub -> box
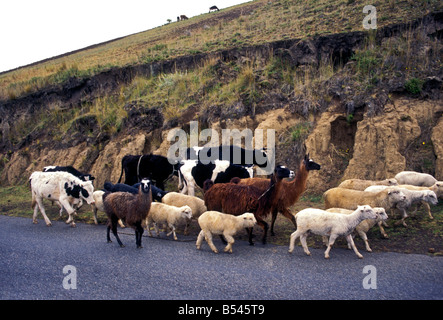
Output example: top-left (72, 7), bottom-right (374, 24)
top-left (404, 78), bottom-right (424, 95)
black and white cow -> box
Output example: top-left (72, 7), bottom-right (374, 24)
top-left (103, 181), bottom-right (168, 202)
top-left (178, 159), bottom-right (253, 196)
top-left (186, 145), bottom-right (269, 169)
top-left (43, 165), bottom-right (95, 182)
top-left (29, 171), bottom-right (95, 227)
top-left (117, 154), bottom-right (179, 190)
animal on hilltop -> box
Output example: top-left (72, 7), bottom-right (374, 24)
top-left (29, 171), bottom-right (95, 227)
top-left (103, 178), bottom-right (152, 248)
top-left (237, 154), bottom-right (321, 235)
top-left (209, 6), bottom-right (219, 12)
top-left (180, 15), bottom-right (188, 20)
top-left (289, 205), bottom-right (379, 259)
top-left (203, 165), bottom-right (294, 245)
top-left (196, 211), bottom-right (256, 254)
top-left (117, 154), bottom-right (179, 190)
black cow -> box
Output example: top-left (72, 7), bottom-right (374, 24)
top-left (103, 181), bottom-right (167, 202)
top-left (209, 5), bottom-right (219, 12)
top-left (117, 154), bottom-right (179, 190)
top-left (43, 165), bottom-right (95, 182)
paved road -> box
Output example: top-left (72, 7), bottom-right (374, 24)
top-left (0, 215), bottom-right (442, 301)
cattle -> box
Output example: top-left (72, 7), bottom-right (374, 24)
top-left (179, 159), bottom-right (253, 196)
top-left (209, 5), bottom-right (219, 12)
top-left (43, 165), bottom-right (95, 182)
top-left (103, 181), bottom-right (168, 202)
top-left (186, 145), bottom-right (269, 169)
top-left (29, 171), bottom-right (95, 227)
top-left (117, 154), bottom-right (179, 190)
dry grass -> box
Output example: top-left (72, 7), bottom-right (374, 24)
top-left (1, 0), bottom-right (441, 100)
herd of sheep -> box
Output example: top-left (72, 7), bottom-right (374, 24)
top-left (28, 159), bottom-right (442, 260)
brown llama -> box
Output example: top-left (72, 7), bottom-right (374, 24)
top-left (237, 154), bottom-right (321, 235)
top-left (103, 178), bottom-right (152, 248)
top-left (203, 165), bottom-right (294, 245)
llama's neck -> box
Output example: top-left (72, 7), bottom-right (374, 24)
top-left (284, 162), bottom-right (309, 206)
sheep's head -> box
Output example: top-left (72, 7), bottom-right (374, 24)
top-left (423, 190), bottom-right (438, 205)
top-left (140, 178), bottom-right (151, 194)
top-left (181, 205), bottom-right (193, 219)
top-left (387, 188), bottom-right (407, 205)
top-left (387, 178), bottom-right (398, 186)
top-left (356, 205), bottom-right (377, 220)
top-left (303, 154), bottom-right (321, 171)
top-left (240, 213), bottom-right (257, 228)
top-left (374, 207), bottom-right (388, 221)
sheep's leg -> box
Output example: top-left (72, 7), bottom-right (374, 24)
top-left (299, 233), bottom-right (311, 256)
top-left (422, 202), bottom-right (433, 219)
top-left (118, 219), bottom-right (125, 228)
top-left (93, 206), bottom-right (99, 225)
top-left (223, 233), bottom-right (235, 253)
top-left (205, 232), bottom-right (218, 253)
top-left (395, 208), bottom-right (408, 227)
top-left (196, 230), bottom-right (205, 250)
top-left (377, 221), bottom-right (389, 238)
top-left (289, 230), bottom-right (303, 254)
top-left (324, 234), bottom-right (338, 259)
top-left (345, 234), bottom-right (363, 259)
top-left (166, 223), bottom-right (178, 240)
top-left (357, 230), bottom-right (372, 252)
top-left (153, 222), bottom-right (161, 237)
top-left (35, 197), bottom-right (52, 226)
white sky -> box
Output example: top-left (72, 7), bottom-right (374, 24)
top-left (0, 0), bottom-right (250, 73)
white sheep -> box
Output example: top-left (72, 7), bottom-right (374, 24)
top-left (161, 192), bottom-right (207, 235)
top-left (325, 207), bottom-right (388, 252)
top-left (91, 190), bottom-right (125, 228)
top-left (364, 186), bottom-right (438, 225)
top-left (338, 178), bottom-right (398, 190)
top-left (196, 211), bottom-right (256, 254)
top-left (394, 171), bottom-right (437, 187)
top-left (144, 202), bottom-right (192, 240)
top-left (288, 205), bottom-right (378, 259)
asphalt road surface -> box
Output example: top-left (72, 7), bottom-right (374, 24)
top-left (1, 215), bottom-right (442, 302)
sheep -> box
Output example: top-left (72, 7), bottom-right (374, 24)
top-left (288, 205), bottom-right (378, 259)
top-left (91, 190), bottom-right (125, 228)
top-left (325, 207), bottom-right (389, 252)
top-left (103, 178), bottom-right (152, 248)
top-left (338, 178), bottom-right (398, 191)
top-left (237, 154), bottom-right (320, 235)
top-left (323, 187), bottom-right (407, 237)
top-left (196, 211), bottom-right (257, 253)
top-left (203, 165), bottom-right (294, 245)
top-left (363, 186), bottom-right (438, 226)
top-left (394, 171), bottom-right (437, 187)
top-left (144, 202), bottom-right (192, 240)
top-left (161, 192), bottom-right (207, 235)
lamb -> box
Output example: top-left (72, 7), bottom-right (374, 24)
top-left (103, 178), bottom-right (152, 248)
top-left (161, 192), bottom-right (207, 235)
top-left (325, 207), bottom-right (389, 252)
top-left (394, 171), bottom-right (437, 187)
top-left (363, 186), bottom-right (438, 226)
top-left (196, 211), bottom-right (257, 253)
top-left (144, 202), bottom-right (192, 240)
top-left (237, 154), bottom-right (320, 235)
top-left (203, 165), bottom-right (294, 245)
top-left (288, 205), bottom-right (378, 259)
top-left (91, 190), bottom-right (125, 228)
top-left (338, 178), bottom-right (398, 190)
top-left (323, 187), bottom-right (406, 237)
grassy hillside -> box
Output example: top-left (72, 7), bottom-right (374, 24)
top-left (1, 0), bottom-right (441, 100)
